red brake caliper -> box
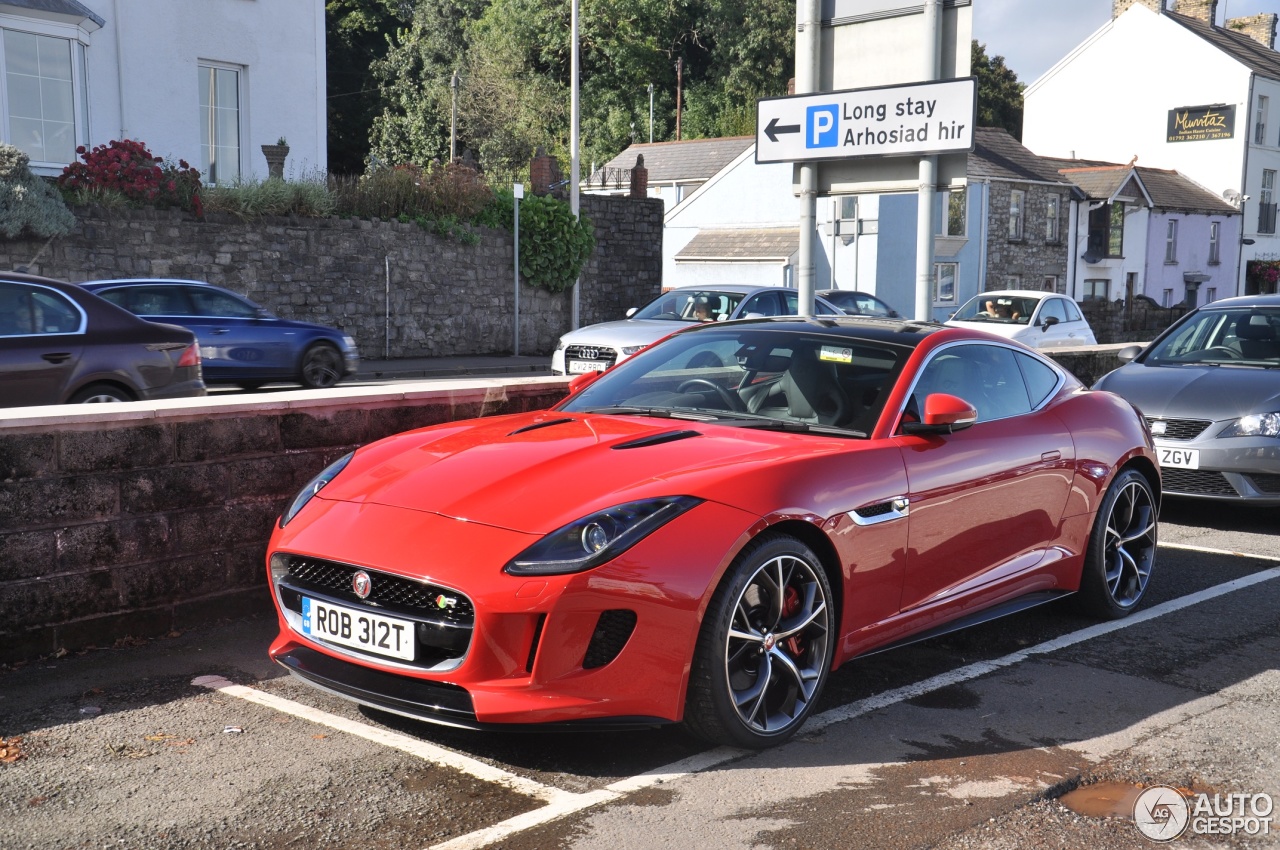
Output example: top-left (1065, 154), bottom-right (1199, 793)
top-left (782, 586), bottom-right (805, 657)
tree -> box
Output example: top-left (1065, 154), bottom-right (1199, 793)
top-left (327, 0), bottom-right (413, 174)
top-left (973, 40), bottom-right (1024, 139)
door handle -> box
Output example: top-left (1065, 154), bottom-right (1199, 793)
top-left (1041, 450), bottom-right (1061, 462)
top-left (210, 328), bottom-right (230, 335)
top-left (41, 353), bottom-right (72, 364)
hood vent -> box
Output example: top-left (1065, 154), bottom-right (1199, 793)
top-left (507, 417), bottom-right (576, 436)
top-left (612, 430), bottom-right (702, 450)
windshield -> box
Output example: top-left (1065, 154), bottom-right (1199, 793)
top-left (559, 326), bottom-right (909, 436)
top-left (1144, 306), bottom-right (1280, 367)
top-left (952, 293), bottom-right (1037, 326)
top-left (630, 290), bottom-right (748, 322)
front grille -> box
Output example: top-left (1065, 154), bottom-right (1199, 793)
top-left (1160, 468), bottom-right (1238, 497)
top-left (565, 344), bottom-right (618, 369)
top-left (1247, 473), bottom-right (1280, 495)
top-left (273, 554), bottom-right (475, 668)
top-left (583, 610), bottom-right (637, 669)
top-left (1145, 417), bottom-right (1212, 441)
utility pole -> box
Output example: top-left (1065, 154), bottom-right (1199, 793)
top-left (648, 83), bottom-right (654, 143)
top-left (449, 70), bottom-right (460, 162)
top-left (675, 58), bottom-right (683, 141)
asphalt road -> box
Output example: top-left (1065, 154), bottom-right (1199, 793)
top-left (1, 499), bottom-right (1277, 850)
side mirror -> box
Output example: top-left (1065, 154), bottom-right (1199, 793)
top-left (1041, 315), bottom-right (1060, 330)
top-left (625, 307), bottom-right (638, 318)
top-left (567, 370), bottom-right (603, 394)
top-left (1117, 344), bottom-right (1144, 363)
top-left (901, 393), bottom-right (978, 435)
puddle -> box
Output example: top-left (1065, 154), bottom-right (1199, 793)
top-left (1058, 781), bottom-right (1145, 819)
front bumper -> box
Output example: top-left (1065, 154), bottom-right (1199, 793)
top-left (1154, 434), bottom-right (1280, 504)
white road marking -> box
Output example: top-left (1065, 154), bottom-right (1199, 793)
top-left (202, 544), bottom-right (1280, 850)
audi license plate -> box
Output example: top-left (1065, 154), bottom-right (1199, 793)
top-left (1155, 443), bottom-right (1199, 469)
top-left (301, 597), bottom-right (415, 661)
top-left (568, 360), bottom-right (609, 374)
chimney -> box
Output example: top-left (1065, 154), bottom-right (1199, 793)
top-left (529, 147), bottom-right (561, 196)
top-left (1226, 13), bottom-right (1278, 49)
top-left (1174, 0), bottom-right (1217, 25)
top-left (629, 155), bottom-right (648, 199)
top-left (1113, 0), bottom-right (1163, 18)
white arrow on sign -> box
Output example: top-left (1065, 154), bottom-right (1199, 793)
top-left (756, 78), bottom-right (976, 164)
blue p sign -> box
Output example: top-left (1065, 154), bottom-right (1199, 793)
top-left (807, 105), bottom-right (838, 148)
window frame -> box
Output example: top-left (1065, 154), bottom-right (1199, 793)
top-left (198, 60), bottom-right (245, 186)
top-left (1008, 188), bottom-right (1025, 241)
top-left (0, 20), bottom-right (91, 172)
top-left (1087, 202), bottom-right (1125, 258)
top-left (1164, 219), bottom-right (1179, 264)
top-left (1209, 221), bottom-right (1220, 264)
top-left (1045, 194), bottom-right (1061, 243)
top-left (1255, 94), bottom-right (1269, 146)
top-left (933, 262), bottom-right (958, 306)
top-left (1083, 279), bottom-right (1109, 301)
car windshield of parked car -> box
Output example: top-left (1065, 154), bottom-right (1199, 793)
top-left (560, 327), bottom-right (907, 436)
top-left (1144, 307), bottom-right (1280, 367)
top-left (630, 290), bottom-right (748, 323)
top-left (952, 294), bottom-right (1035, 325)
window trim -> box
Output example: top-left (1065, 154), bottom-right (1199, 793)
top-left (198, 60), bottom-right (246, 186)
top-left (1008, 188), bottom-right (1025, 241)
top-left (1045, 194), bottom-right (1061, 243)
top-left (1208, 221), bottom-right (1220, 265)
top-left (0, 19), bottom-right (92, 172)
top-left (1164, 219), bottom-right (1178, 264)
top-left (932, 261), bottom-right (958, 306)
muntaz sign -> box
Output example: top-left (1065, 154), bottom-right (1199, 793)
top-left (1167, 104), bottom-right (1235, 143)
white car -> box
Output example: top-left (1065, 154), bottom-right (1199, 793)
top-left (945, 290), bottom-right (1097, 349)
top-left (551, 285), bottom-right (844, 375)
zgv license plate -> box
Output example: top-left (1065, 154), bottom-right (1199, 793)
top-left (1155, 443), bottom-right (1199, 469)
top-left (302, 597), bottom-right (415, 661)
top-left (568, 360), bottom-right (609, 374)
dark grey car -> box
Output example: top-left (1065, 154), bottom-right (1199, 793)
top-left (0, 272), bottom-right (205, 408)
top-left (1093, 294), bottom-right (1280, 504)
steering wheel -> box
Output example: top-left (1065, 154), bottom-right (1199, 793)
top-left (1205, 346), bottom-right (1242, 360)
top-left (676, 378), bottom-right (747, 411)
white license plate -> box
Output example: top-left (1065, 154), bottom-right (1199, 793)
top-left (301, 597), bottom-right (415, 661)
top-left (1155, 443), bottom-right (1200, 469)
top-left (568, 360), bottom-right (608, 374)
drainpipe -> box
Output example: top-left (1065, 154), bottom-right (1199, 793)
top-left (796, 0), bottom-right (821, 315)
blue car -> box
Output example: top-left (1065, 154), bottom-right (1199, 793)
top-left (81, 279), bottom-right (359, 389)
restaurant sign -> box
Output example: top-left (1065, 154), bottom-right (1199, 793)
top-left (1167, 104), bottom-right (1235, 143)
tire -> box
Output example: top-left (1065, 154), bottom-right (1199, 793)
top-left (1075, 468), bottom-right (1158, 619)
top-left (299, 343), bottom-right (342, 389)
top-left (68, 384), bottom-right (133, 404)
top-left (684, 533), bottom-right (834, 749)
top-left (237, 381), bottom-right (265, 391)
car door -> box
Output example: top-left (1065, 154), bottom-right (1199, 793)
top-left (0, 283), bottom-right (85, 406)
top-left (184, 287), bottom-right (293, 378)
top-left (893, 342), bottom-right (1075, 612)
top-left (1034, 297), bottom-right (1091, 348)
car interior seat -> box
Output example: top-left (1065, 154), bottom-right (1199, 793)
top-left (781, 346), bottom-right (851, 426)
top-left (1235, 314), bottom-right (1280, 360)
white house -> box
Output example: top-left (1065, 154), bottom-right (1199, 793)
top-left (584, 136), bottom-right (754, 212)
top-left (0, 0), bottom-right (325, 182)
top-left (1022, 0), bottom-right (1280, 294)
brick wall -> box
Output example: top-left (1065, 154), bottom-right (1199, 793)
top-left (0, 194), bottom-right (664, 359)
top-left (0, 380), bottom-right (569, 664)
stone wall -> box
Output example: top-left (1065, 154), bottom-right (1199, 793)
top-left (0, 379), bottom-right (569, 664)
top-left (0, 194), bottom-right (664, 359)
top-left (983, 181), bottom-right (1070, 293)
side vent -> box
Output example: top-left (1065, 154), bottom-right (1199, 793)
top-left (612, 430), bottom-right (701, 450)
top-left (525, 614), bottom-right (547, 673)
top-left (582, 610), bottom-right (637, 669)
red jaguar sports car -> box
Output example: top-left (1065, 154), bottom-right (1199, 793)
top-left (267, 317), bottom-right (1160, 748)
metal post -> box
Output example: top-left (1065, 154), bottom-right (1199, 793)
top-left (675, 58), bottom-right (683, 141)
top-left (570, 0), bottom-right (581, 329)
top-left (915, 0), bottom-right (942, 321)
top-left (648, 83), bottom-right (654, 143)
top-left (450, 71), bottom-right (460, 163)
top-left (514, 184), bottom-right (523, 355)
top-left (384, 255), bottom-right (391, 360)
top-left (796, 0), bottom-right (821, 316)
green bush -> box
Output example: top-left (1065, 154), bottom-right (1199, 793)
top-left (510, 192), bottom-right (594, 293)
top-left (0, 143), bottom-right (75, 239)
top-left (329, 161), bottom-right (492, 222)
top-left (202, 173), bottom-right (335, 219)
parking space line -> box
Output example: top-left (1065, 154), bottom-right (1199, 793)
top-left (190, 675), bottom-right (563, 803)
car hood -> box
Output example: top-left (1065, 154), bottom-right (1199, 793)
top-left (559, 319), bottom-right (687, 350)
top-left (1095, 363), bottom-right (1280, 421)
top-left (943, 320), bottom-right (1031, 342)
top-left (313, 411), bottom-right (841, 534)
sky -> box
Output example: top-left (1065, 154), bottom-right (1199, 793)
top-left (973, 0), bottom-right (1278, 84)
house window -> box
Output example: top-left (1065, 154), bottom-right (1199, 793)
top-left (1261, 170), bottom-right (1277, 235)
top-left (1163, 289), bottom-right (1174, 307)
top-left (1255, 95), bottom-right (1269, 146)
top-left (1084, 279), bottom-right (1109, 301)
top-left (1, 28), bottom-right (88, 167)
top-left (933, 262), bottom-right (957, 305)
top-left (1087, 202), bottom-right (1125, 257)
top-left (1164, 219), bottom-right (1178, 264)
top-left (1004, 274), bottom-right (1022, 289)
top-left (931, 189), bottom-right (966, 237)
top-left (1206, 287), bottom-right (1217, 303)
top-left (199, 63), bottom-right (242, 185)
top-left (1045, 194), bottom-right (1061, 242)
top-left (1209, 221), bottom-right (1220, 264)
top-left (1042, 275), bottom-right (1059, 293)
top-left (1008, 189), bottom-right (1025, 240)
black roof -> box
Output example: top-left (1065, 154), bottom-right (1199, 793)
top-left (0, 0), bottom-right (105, 28)
top-left (1165, 10), bottom-right (1280, 82)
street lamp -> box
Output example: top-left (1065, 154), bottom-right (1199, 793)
top-left (647, 83), bottom-right (654, 143)
top-left (570, 0), bottom-right (581, 328)
top-left (450, 70), bottom-right (460, 162)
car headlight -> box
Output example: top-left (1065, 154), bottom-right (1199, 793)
top-left (279, 451), bottom-right (354, 528)
top-left (620, 345), bottom-right (647, 356)
top-left (1220, 411), bottom-right (1280, 438)
top-left (504, 496), bottom-right (703, 576)
top-left (555, 338), bottom-right (566, 352)
top-left (342, 335), bottom-right (357, 351)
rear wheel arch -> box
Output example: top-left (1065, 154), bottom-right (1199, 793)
top-left (67, 381), bottom-right (136, 403)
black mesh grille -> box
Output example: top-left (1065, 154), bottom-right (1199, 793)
top-left (285, 555), bottom-right (474, 625)
top-left (1146, 417), bottom-right (1212, 441)
top-left (583, 610), bottom-right (637, 669)
top-left (1247, 473), bottom-right (1280, 495)
top-left (855, 502), bottom-right (895, 519)
top-left (1161, 468), bottom-right (1238, 497)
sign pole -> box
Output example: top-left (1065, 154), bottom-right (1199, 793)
top-left (513, 183), bottom-right (523, 356)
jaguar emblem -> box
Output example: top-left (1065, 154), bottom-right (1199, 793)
top-left (352, 570), bottom-right (372, 599)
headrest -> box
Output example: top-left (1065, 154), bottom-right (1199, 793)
top-left (1237, 316), bottom-right (1275, 340)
